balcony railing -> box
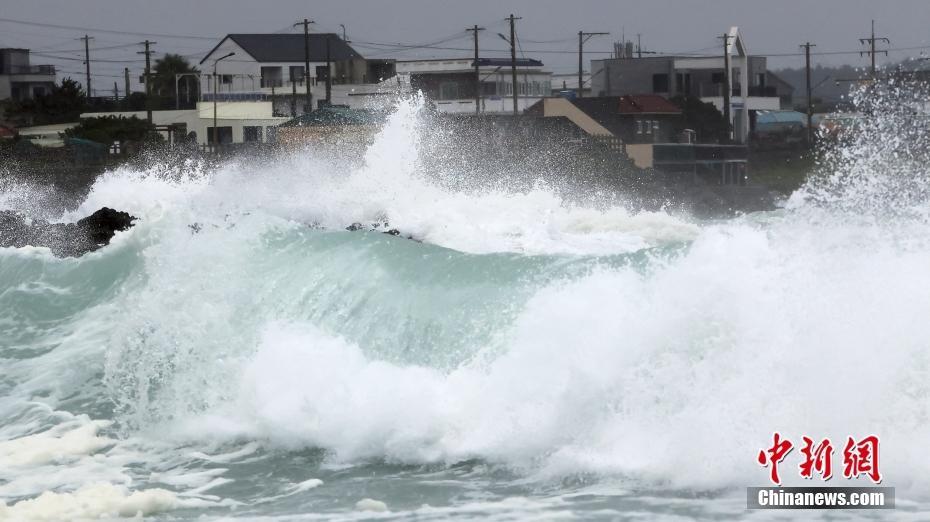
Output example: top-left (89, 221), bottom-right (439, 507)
top-left (260, 78), bottom-right (283, 88)
top-left (9, 65), bottom-right (55, 75)
top-left (748, 85), bottom-right (778, 97)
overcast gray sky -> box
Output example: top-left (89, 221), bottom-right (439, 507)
top-left (3, 0), bottom-right (929, 94)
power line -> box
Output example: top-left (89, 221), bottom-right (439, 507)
top-left (30, 42), bottom-right (142, 53)
top-left (0, 16), bottom-right (216, 40)
top-left (31, 52), bottom-right (143, 63)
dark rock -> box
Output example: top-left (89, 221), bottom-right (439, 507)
top-left (0, 207), bottom-right (136, 257)
top-left (76, 207), bottom-right (136, 245)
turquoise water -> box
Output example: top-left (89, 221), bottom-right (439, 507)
top-left (3, 95), bottom-right (930, 520)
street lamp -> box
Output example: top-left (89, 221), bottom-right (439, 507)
top-left (212, 52), bottom-right (235, 148)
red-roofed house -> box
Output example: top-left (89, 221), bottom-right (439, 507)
top-left (528, 94), bottom-right (748, 183)
top-left (528, 94), bottom-right (683, 144)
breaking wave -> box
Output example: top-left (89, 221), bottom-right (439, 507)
top-left (3, 85), bottom-right (930, 518)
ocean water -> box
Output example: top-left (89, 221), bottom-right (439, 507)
top-left (2, 89), bottom-right (930, 521)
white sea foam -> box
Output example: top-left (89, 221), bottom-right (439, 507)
top-left (355, 498), bottom-right (389, 512)
top-left (0, 420), bottom-right (113, 467)
top-left (169, 209), bottom-right (930, 497)
top-left (50, 97), bottom-right (696, 257)
top-left (0, 483), bottom-right (189, 521)
top-left (4, 80), bottom-right (930, 520)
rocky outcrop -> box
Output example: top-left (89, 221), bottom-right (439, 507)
top-left (0, 207), bottom-right (136, 257)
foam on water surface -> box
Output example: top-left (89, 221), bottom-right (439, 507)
top-left (2, 86), bottom-right (930, 519)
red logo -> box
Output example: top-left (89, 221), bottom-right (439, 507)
top-left (758, 433), bottom-right (881, 485)
top-left (842, 435), bottom-right (882, 484)
top-left (799, 436), bottom-right (833, 480)
top-left (757, 432), bottom-right (794, 485)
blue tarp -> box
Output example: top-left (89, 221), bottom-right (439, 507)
top-left (755, 110), bottom-right (806, 134)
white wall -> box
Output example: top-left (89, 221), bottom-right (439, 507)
top-left (200, 38), bottom-right (330, 98)
top-left (80, 103), bottom-right (290, 145)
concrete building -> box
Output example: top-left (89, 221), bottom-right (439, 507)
top-left (0, 49), bottom-right (56, 102)
top-left (590, 27), bottom-right (793, 143)
top-left (199, 33), bottom-right (396, 112)
top-left (81, 101), bottom-right (290, 146)
top-left (388, 57), bottom-right (553, 114)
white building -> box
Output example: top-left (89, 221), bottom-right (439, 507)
top-left (198, 33), bottom-right (395, 113)
top-left (0, 48), bottom-right (56, 102)
top-left (81, 101), bottom-right (290, 146)
top-left (389, 57), bottom-right (553, 114)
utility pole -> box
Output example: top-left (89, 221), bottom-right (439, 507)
top-left (578, 30), bottom-right (609, 98)
top-left (294, 18), bottom-right (314, 113)
top-left (124, 67), bottom-right (130, 105)
top-left (79, 35), bottom-right (93, 97)
top-left (637, 34), bottom-right (642, 58)
top-left (467, 25), bottom-right (485, 113)
top-left (719, 32), bottom-right (733, 142)
top-left (291, 79), bottom-right (297, 116)
top-left (506, 14), bottom-right (521, 115)
top-left (325, 34), bottom-right (332, 104)
top-left (137, 40), bottom-right (156, 124)
top-left (801, 42), bottom-right (816, 146)
top-left (859, 20), bottom-right (889, 78)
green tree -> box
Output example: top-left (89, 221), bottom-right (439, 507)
top-left (64, 115), bottom-right (161, 144)
top-left (152, 54), bottom-right (199, 109)
top-left (670, 95), bottom-right (730, 144)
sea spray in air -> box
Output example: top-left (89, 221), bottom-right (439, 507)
top-left (2, 85), bottom-right (930, 520)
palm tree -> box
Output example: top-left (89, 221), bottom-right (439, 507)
top-left (152, 54), bottom-right (199, 109)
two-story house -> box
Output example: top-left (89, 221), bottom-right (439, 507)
top-left (199, 33), bottom-right (395, 113)
top-left (0, 48), bottom-right (56, 102)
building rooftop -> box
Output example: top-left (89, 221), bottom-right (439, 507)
top-left (279, 107), bottom-right (388, 127)
top-left (201, 34), bottom-right (361, 65)
top-left (617, 94), bottom-right (682, 114)
top-left (474, 58), bottom-right (544, 67)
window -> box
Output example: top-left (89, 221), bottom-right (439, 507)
top-left (265, 126), bottom-right (277, 143)
top-left (652, 73), bottom-right (669, 93)
top-left (315, 65), bottom-right (329, 83)
top-left (636, 120), bottom-right (643, 135)
top-left (243, 126), bottom-right (262, 143)
top-left (712, 72), bottom-right (725, 84)
top-left (439, 81), bottom-right (460, 100)
top-left (480, 82), bottom-right (497, 95)
top-left (645, 120), bottom-right (652, 134)
top-left (207, 126), bottom-right (233, 144)
top-left (221, 74), bottom-right (233, 84)
top-left (289, 66), bottom-right (305, 84)
top-left (653, 120), bottom-right (660, 135)
top-left (260, 66), bottom-right (283, 88)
